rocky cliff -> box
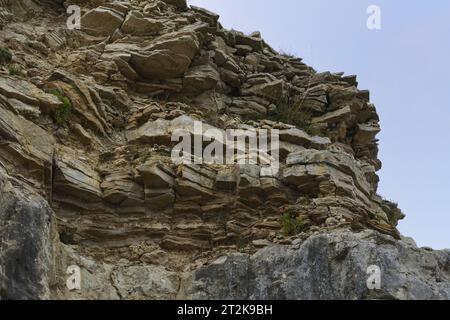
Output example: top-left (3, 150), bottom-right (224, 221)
top-left (0, 0), bottom-right (448, 300)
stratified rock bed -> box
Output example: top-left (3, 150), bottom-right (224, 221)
top-left (0, 0), bottom-right (448, 300)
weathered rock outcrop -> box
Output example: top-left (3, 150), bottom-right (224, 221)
top-left (186, 230), bottom-right (450, 300)
top-left (0, 168), bottom-right (56, 300)
top-left (0, 0), bottom-right (447, 300)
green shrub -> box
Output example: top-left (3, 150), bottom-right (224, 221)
top-left (51, 90), bottom-right (72, 126)
top-left (0, 47), bottom-right (12, 64)
top-left (281, 212), bottom-right (306, 236)
top-left (269, 96), bottom-right (318, 136)
top-left (381, 200), bottom-right (403, 226)
top-left (279, 50), bottom-right (296, 59)
top-left (8, 64), bottom-right (24, 76)
top-left (236, 234), bottom-right (247, 251)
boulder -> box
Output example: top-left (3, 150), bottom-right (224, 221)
top-left (353, 122), bottom-right (381, 145)
top-left (121, 11), bottom-right (163, 35)
top-left (183, 65), bottom-right (220, 94)
top-left (234, 32), bottom-right (264, 52)
top-left (81, 7), bottom-right (124, 36)
top-left (241, 74), bottom-right (284, 102)
top-left (191, 6), bottom-right (220, 27)
top-left (130, 32), bottom-right (200, 79)
top-left (312, 105), bottom-right (352, 124)
top-left (160, 0), bottom-right (187, 10)
top-left (229, 98), bottom-right (268, 118)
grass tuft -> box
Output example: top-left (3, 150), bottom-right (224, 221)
top-left (51, 90), bottom-right (72, 126)
top-left (281, 212), bottom-right (306, 236)
top-left (0, 47), bottom-right (12, 64)
top-left (269, 96), bottom-right (319, 135)
top-left (8, 64), bottom-right (24, 77)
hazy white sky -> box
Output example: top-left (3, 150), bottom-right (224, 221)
top-left (189, 0), bottom-right (450, 249)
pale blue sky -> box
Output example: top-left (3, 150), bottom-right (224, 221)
top-left (189, 0), bottom-right (450, 249)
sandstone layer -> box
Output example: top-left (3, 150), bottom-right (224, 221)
top-left (0, 0), bottom-right (447, 300)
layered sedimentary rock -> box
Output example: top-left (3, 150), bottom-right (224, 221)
top-left (0, 0), bottom-right (446, 300)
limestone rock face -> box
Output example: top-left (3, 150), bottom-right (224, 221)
top-left (0, 0), bottom-right (446, 300)
top-left (186, 230), bottom-right (450, 300)
top-left (183, 65), bottom-right (220, 94)
top-left (111, 265), bottom-right (180, 299)
top-left (0, 168), bottom-right (56, 300)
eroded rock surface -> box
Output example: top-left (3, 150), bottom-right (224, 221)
top-left (0, 0), bottom-right (446, 300)
top-left (0, 168), bottom-right (56, 300)
top-left (186, 230), bottom-right (450, 300)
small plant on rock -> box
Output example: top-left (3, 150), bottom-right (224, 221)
top-left (282, 212), bottom-right (306, 236)
top-left (381, 199), bottom-right (404, 226)
top-left (279, 49), bottom-right (297, 59)
top-left (0, 47), bottom-right (12, 64)
top-left (51, 90), bottom-right (72, 126)
top-left (269, 96), bottom-right (319, 136)
top-left (236, 234), bottom-right (248, 252)
top-left (8, 64), bottom-right (24, 77)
